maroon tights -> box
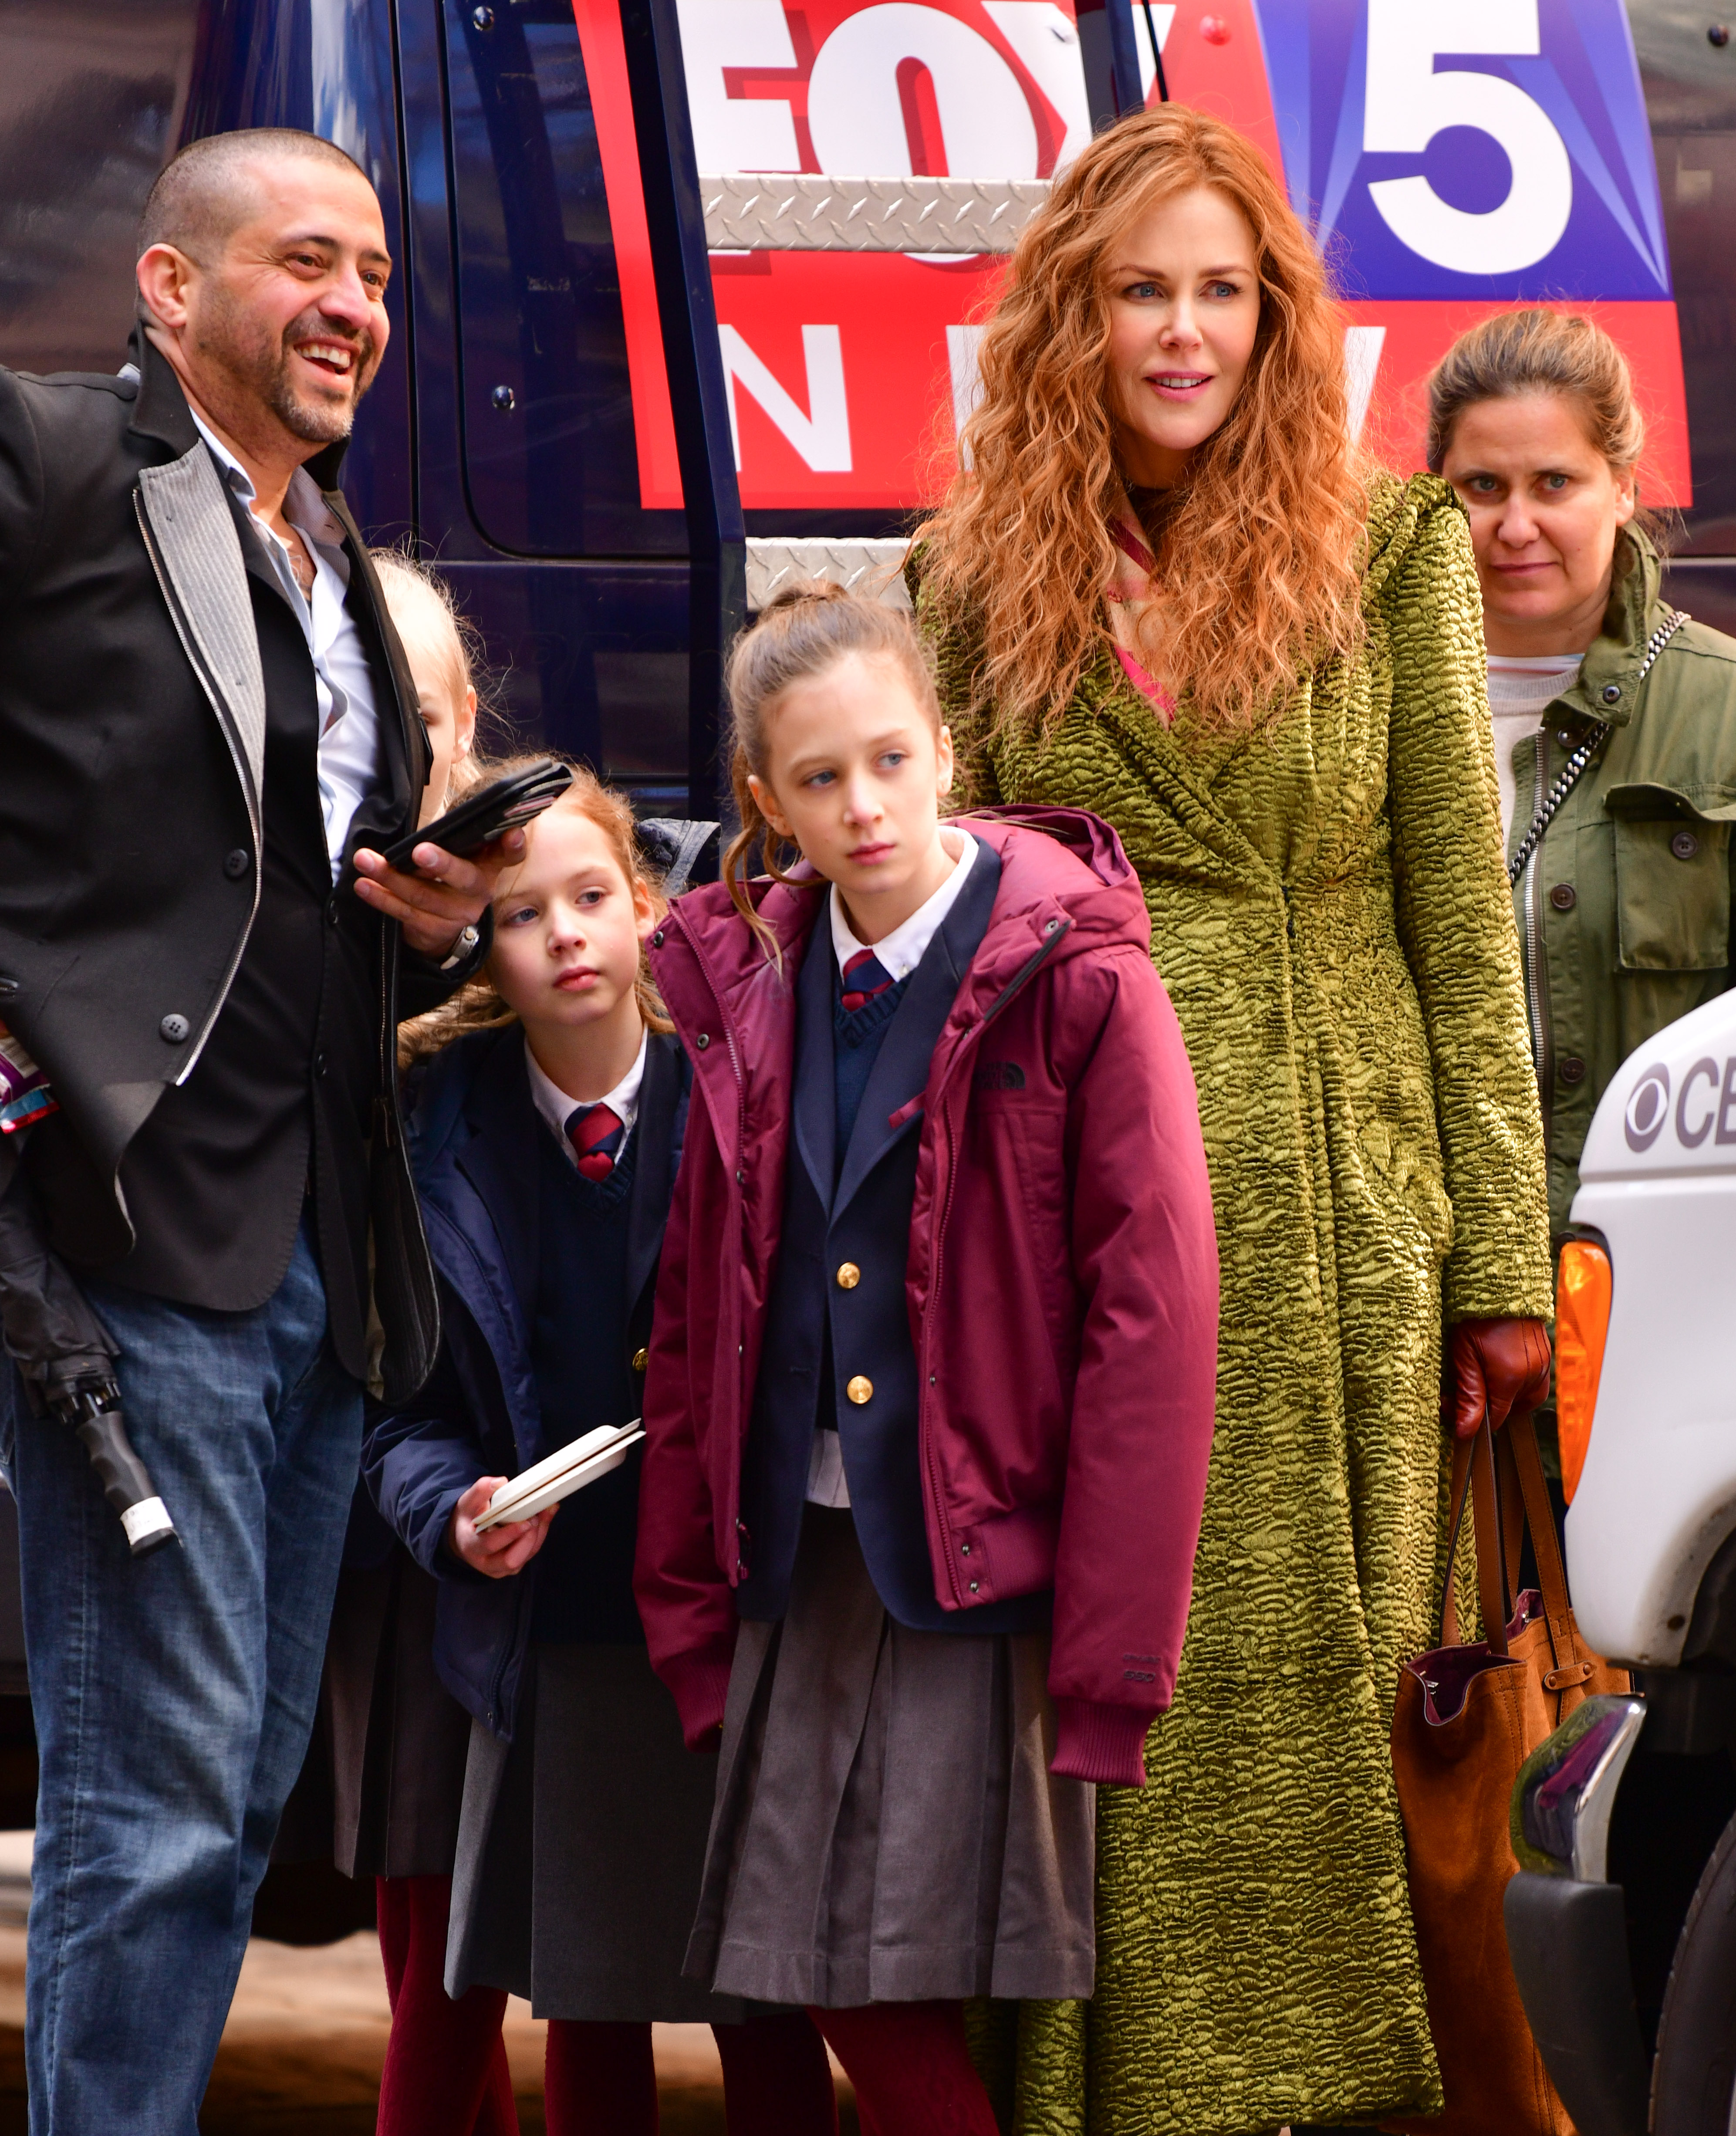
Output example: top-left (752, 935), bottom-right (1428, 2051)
top-left (376, 1876), bottom-right (517, 2136)
top-left (375, 1873), bottom-right (839, 2136)
top-left (544, 2014), bottom-right (838, 2135)
top-left (807, 2002), bottom-right (1000, 2136)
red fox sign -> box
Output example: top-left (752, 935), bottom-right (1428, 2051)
top-left (573, 0), bottom-right (1691, 512)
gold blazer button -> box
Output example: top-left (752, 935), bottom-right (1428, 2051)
top-left (836, 1262), bottom-right (861, 1289)
top-left (846, 1375), bottom-right (874, 1405)
top-left (632, 1348), bottom-right (648, 1372)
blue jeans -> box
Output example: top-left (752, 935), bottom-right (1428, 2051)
top-left (6, 1218), bottom-right (361, 2135)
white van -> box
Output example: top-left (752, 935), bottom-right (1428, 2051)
top-left (1507, 987), bottom-right (1736, 2136)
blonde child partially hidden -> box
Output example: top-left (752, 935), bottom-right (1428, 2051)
top-left (302, 548), bottom-right (520, 2136)
top-left (372, 549), bottom-right (480, 811)
top-left (363, 767), bottom-right (838, 2136)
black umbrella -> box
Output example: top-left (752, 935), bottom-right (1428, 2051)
top-left (0, 1137), bottom-right (176, 1557)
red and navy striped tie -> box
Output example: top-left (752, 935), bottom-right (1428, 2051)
top-left (566, 1101), bottom-right (624, 1180)
top-left (839, 949), bottom-right (896, 1014)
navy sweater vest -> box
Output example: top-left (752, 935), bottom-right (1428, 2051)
top-left (527, 1121), bottom-right (643, 1644)
top-left (833, 969), bottom-right (910, 1160)
top-left (737, 846), bottom-right (1048, 1636)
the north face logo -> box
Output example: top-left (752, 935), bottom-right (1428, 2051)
top-left (974, 1061), bottom-right (1026, 1092)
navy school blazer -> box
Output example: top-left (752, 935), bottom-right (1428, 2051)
top-left (362, 1022), bottom-right (690, 1738)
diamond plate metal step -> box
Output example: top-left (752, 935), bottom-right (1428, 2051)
top-left (746, 537), bottom-right (912, 611)
top-left (703, 173), bottom-right (1051, 255)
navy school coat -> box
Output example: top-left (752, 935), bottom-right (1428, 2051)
top-left (362, 1022), bottom-right (690, 1738)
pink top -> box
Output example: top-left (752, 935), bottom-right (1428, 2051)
top-left (1108, 519), bottom-right (1177, 722)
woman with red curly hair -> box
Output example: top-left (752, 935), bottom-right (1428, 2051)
top-left (913, 107), bottom-right (1553, 2135)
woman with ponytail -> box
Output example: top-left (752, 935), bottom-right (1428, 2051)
top-left (912, 106), bottom-right (1553, 2134)
top-left (1429, 307), bottom-right (1736, 1282)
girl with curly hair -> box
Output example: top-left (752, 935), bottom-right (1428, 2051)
top-left (912, 105), bottom-right (1553, 2135)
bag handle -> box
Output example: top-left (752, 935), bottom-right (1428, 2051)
top-left (1471, 1419), bottom-right (1511, 1657)
top-left (1439, 1415), bottom-right (1510, 1654)
top-left (1437, 1408), bottom-right (1593, 1690)
top-left (1439, 1433), bottom-right (1473, 1649)
top-left (1502, 1412), bottom-right (1595, 1693)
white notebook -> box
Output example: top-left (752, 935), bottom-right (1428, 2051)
top-left (471, 1420), bottom-right (645, 1532)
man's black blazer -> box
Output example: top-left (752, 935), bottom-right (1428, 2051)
top-left (0, 334), bottom-right (476, 1398)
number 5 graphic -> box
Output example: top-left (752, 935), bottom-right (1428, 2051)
top-left (1363, 0), bottom-right (1573, 274)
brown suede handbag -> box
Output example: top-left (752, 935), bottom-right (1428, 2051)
top-left (1387, 1410), bottom-right (1629, 2136)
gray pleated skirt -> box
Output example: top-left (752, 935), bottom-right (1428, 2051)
top-left (329, 1549), bottom-right (472, 1879)
top-left (446, 1640), bottom-right (746, 2024)
top-left (273, 1547), bottom-right (473, 1881)
top-left (686, 1507), bottom-right (1097, 2008)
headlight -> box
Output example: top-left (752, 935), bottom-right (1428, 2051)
top-left (1556, 1238), bottom-right (1612, 1503)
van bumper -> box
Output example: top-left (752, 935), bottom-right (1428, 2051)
top-left (1505, 1873), bottom-right (1648, 2136)
top-left (1505, 1694), bottom-right (1649, 2136)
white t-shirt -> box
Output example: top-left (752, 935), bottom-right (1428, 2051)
top-left (1488, 654), bottom-right (1585, 842)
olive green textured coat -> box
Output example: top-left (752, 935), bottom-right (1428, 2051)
top-left (914, 475), bottom-right (1553, 2136)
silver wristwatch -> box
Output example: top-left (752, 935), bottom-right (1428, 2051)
top-left (439, 923), bottom-right (481, 972)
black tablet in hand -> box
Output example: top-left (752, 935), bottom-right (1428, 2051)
top-left (380, 759), bottom-right (573, 872)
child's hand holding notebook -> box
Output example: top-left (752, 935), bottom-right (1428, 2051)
top-left (471, 1420), bottom-right (644, 1532)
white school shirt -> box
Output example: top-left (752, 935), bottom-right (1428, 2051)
top-left (525, 1029), bottom-right (648, 1165)
top-left (807, 830), bottom-right (981, 1509)
top-left (186, 407), bottom-right (382, 883)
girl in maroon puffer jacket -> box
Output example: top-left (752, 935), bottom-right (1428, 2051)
top-left (634, 586), bottom-right (1219, 2135)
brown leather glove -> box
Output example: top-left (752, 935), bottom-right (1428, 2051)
top-left (1444, 1316), bottom-right (1552, 1440)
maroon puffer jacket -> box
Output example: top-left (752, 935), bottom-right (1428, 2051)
top-left (633, 809), bottom-right (1219, 1786)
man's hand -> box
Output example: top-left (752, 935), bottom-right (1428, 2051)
top-left (1443, 1316), bottom-right (1553, 1440)
top-left (352, 828), bottom-right (526, 962)
top-left (446, 1474), bottom-right (557, 1578)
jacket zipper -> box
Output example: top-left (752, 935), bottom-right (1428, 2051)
top-left (1523, 730), bottom-right (1554, 1153)
top-left (918, 914), bottom-right (1072, 1607)
top-left (669, 909), bottom-right (752, 1558)
top-left (133, 491), bottom-right (263, 1085)
top-left (672, 909), bottom-right (749, 1199)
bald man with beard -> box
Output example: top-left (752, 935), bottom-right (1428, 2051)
top-left (0, 129), bottom-right (523, 2133)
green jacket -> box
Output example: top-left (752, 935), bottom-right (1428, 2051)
top-left (1507, 525), bottom-right (1736, 1242)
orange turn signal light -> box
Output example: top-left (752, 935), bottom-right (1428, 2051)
top-left (1556, 1240), bottom-right (1612, 1503)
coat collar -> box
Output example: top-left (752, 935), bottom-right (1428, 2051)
top-left (126, 327), bottom-right (199, 456)
top-left (126, 327), bottom-right (424, 831)
top-left (661, 807), bottom-right (1148, 1031)
top-left (1567, 526), bottom-right (1670, 730)
top-left (652, 813), bottom-right (1127, 1184)
top-left (125, 324), bottom-right (350, 488)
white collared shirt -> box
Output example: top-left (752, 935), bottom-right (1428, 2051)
top-left (187, 408), bottom-right (382, 882)
top-left (525, 1030), bottom-right (648, 1167)
top-left (827, 827), bottom-right (979, 984)
top-left (807, 829), bottom-right (978, 1511)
